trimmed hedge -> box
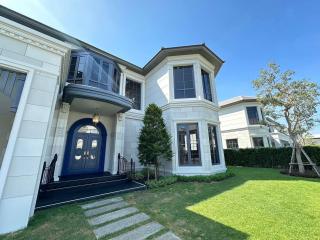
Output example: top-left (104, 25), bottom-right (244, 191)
top-left (176, 170), bottom-right (235, 182)
top-left (146, 176), bottom-right (178, 189)
top-left (224, 146), bottom-right (320, 168)
top-left (145, 170), bottom-right (234, 189)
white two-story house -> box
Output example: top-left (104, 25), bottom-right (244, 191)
top-left (0, 6), bottom-right (226, 234)
top-left (219, 96), bottom-right (291, 149)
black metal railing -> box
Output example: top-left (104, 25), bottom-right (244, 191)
top-left (40, 154), bottom-right (58, 186)
top-left (117, 153), bottom-right (135, 179)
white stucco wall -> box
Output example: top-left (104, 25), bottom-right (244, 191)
top-left (0, 17), bottom-right (70, 234)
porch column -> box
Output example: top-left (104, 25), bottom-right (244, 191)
top-left (51, 102), bottom-right (70, 181)
top-left (112, 113), bottom-right (125, 174)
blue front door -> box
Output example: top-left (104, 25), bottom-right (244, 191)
top-left (62, 119), bottom-right (106, 176)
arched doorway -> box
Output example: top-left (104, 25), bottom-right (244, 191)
top-left (62, 118), bottom-right (107, 176)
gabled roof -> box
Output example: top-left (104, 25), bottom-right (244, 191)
top-left (0, 5), bottom-right (224, 76)
top-left (219, 96), bottom-right (258, 108)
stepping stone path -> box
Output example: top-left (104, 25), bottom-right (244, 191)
top-left (81, 196), bottom-right (181, 239)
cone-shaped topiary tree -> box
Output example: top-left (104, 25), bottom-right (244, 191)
top-left (138, 103), bottom-right (173, 180)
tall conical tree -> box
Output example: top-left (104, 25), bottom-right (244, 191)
top-left (138, 103), bottom-right (173, 180)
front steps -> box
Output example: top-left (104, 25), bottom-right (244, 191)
top-left (36, 173), bottom-right (146, 210)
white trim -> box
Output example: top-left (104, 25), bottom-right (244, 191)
top-left (0, 62), bottom-right (34, 199)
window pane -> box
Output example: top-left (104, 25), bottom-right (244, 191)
top-left (174, 66), bottom-right (196, 99)
top-left (68, 56), bottom-right (77, 79)
top-left (178, 125), bottom-right (189, 166)
top-left (91, 57), bottom-right (100, 82)
top-left (101, 61), bottom-right (109, 85)
top-left (76, 56), bottom-right (85, 79)
top-left (125, 79), bottom-right (141, 110)
top-left (112, 68), bottom-right (120, 93)
top-left (226, 139), bottom-right (239, 149)
top-left (177, 123), bottom-right (201, 166)
top-left (201, 69), bottom-right (213, 102)
top-left (253, 137), bottom-right (264, 148)
top-left (247, 107), bottom-right (260, 125)
top-left (208, 124), bottom-right (220, 164)
top-left (78, 125), bottom-right (99, 134)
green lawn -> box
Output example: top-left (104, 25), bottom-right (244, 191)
top-left (1, 167), bottom-right (320, 240)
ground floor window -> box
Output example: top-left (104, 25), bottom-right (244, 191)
top-left (252, 137), bottom-right (264, 148)
top-left (177, 123), bottom-right (201, 166)
top-left (208, 124), bottom-right (220, 165)
top-left (226, 139), bottom-right (239, 149)
top-left (280, 140), bottom-right (290, 147)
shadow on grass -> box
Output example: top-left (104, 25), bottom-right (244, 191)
top-left (125, 166), bottom-right (320, 240)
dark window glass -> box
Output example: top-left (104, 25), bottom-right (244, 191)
top-left (226, 139), bottom-right (239, 149)
top-left (76, 56), bottom-right (85, 79)
top-left (280, 140), bottom-right (290, 147)
top-left (177, 123), bottom-right (201, 166)
top-left (91, 57), bottom-right (100, 82)
top-left (201, 70), bottom-right (213, 101)
top-left (174, 66), bottom-right (196, 99)
top-left (247, 107), bottom-right (260, 125)
top-left (100, 61), bottom-right (109, 85)
top-left (68, 56), bottom-right (77, 80)
top-left (112, 68), bottom-right (120, 93)
top-left (253, 137), bottom-right (264, 148)
top-left (208, 124), bottom-right (220, 164)
top-left (125, 79), bottom-right (141, 110)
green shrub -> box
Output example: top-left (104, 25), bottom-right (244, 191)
top-left (224, 146), bottom-right (320, 168)
top-left (133, 172), bottom-right (144, 181)
top-left (146, 176), bottom-right (178, 189)
top-left (176, 170), bottom-right (235, 182)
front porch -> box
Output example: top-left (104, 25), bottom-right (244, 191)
top-left (36, 170), bottom-right (146, 210)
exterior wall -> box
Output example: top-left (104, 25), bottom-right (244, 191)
top-left (123, 113), bottom-right (144, 170)
top-left (0, 17), bottom-right (70, 234)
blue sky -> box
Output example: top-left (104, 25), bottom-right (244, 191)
top-left (1, 0), bottom-right (320, 133)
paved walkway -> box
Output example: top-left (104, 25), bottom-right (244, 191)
top-left (81, 196), bottom-right (181, 240)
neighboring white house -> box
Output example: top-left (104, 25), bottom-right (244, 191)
top-left (219, 96), bottom-right (291, 149)
top-left (0, 6), bottom-right (226, 233)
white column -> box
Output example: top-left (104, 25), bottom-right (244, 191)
top-left (194, 62), bottom-right (203, 100)
top-left (210, 71), bottom-right (219, 105)
top-left (168, 65), bottom-right (174, 101)
top-left (51, 102), bottom-right (70, 181)
top-left (112, 113), bottom-right (125, 174)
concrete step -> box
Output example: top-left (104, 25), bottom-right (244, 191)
top-left (88, 207), bottom-right (139, 226)
top-left (110, 222), bottom-right (164, 240)
top-left (81, 197), bottom-right (123, 210)
top-left (93, 213), bottom-right (150, 239)
top-left (84, 201), bottom-right (129, 217)
top-left (155, 231), bottom-right (181, 240)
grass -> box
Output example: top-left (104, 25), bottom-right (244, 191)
top-left (1, 167), bottom-right (320, 240)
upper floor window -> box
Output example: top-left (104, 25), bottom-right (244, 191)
top-left (201, 69), bottom-right (213, 102)
top-left (67, 51), bottom-right (121, 94)
top-left (246, 106), bottom-right (260, 125)
top-left (226, 139), bottom-right (239, 149)
top-left (173, 66), bottom-right (196, 99)
top-left (125, 79), bottom-right (141, 110)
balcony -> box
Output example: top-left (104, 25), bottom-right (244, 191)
top-left (63, 50), bottom-right (132, 115)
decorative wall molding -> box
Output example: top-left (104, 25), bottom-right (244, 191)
top-left (0, 20), bottom-right (69, 56)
